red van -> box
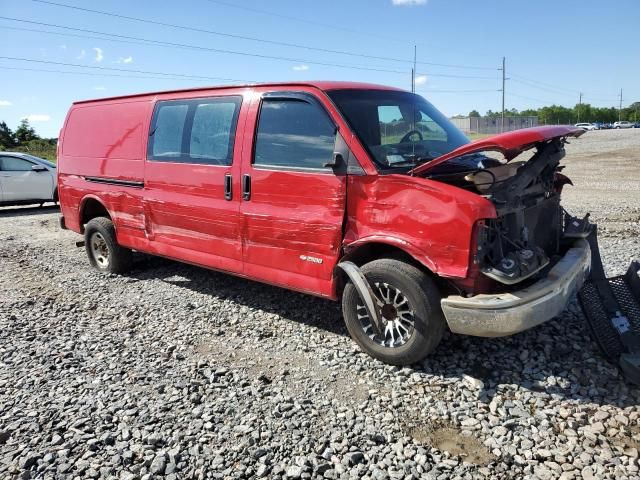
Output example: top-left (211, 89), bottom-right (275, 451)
top-left (57, 81), bottom-right (592, 365)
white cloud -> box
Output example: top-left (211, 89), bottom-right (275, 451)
top-left (0, 100), bottom-right (12, 107)
top-left (116, 56), bottom-right (134, 64)
top-left (93, 47), bottom-right (104, 62)
top-left (22, 114), bottom-right (51, 122)
top-left (59, 44), bottom-right (67, 50)
top-left (77, 49), bottom-right (86, 60)
top-left (392, 0), bottom-right (427, 5)
top-left (415, 75), bottom-right (428, 86)
top-left (93, 86), bottom-right (106, 91)
top-left (292, 64), bottom-right (309, 71)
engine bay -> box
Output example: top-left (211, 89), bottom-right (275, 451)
top-left (425, 138), bottom-right (593, 286)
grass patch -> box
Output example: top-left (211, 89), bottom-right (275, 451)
top-left (467, 133), bottom-right (492, 141)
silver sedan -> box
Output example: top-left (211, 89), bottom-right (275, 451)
top-left (0, 152), bottom-right (58, 206)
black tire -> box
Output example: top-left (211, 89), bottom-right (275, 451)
top-left (342, 258), bottom-right (445, 365)
top-left (84, 217), bottom-right (132, 274)
top-left (52, 188), bottom-right (58, 203)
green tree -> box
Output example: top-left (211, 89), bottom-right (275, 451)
top-left (468, 110), bottom-right (480, 118)
top-left (0, 121), bottom-right (17, 149)
top-left (15, 119), bottom-right (39, 144)
top-left (537, 105), bottom-right (574, 125)
top-left (520, 109), bottom-right (538, 117)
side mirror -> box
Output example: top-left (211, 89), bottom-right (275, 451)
top-left (32, 164), bottom-right (47, 172)
top-left (324, 152), bottom-right (344, 169)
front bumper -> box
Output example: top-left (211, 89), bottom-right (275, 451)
top-left (441, 240), bottom-right (591, 337)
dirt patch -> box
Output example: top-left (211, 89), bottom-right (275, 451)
top-left (612, 424), bottom-right (640, 452)
top-left (194, 337), bottom-right (372, 405)
top-left (408, 422), bottom-right (495, 466)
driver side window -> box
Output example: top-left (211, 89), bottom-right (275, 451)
top-left (378, 106), bottom-right (404, 146)
top-left (378, 105), bottom-right (448, 144)
top-left (416, 111), bottom-right (448, 141)
top-left (0, 156), bottom-right (34, 171)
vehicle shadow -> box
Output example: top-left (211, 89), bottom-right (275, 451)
top-left (127, 254), bottom-right (639, 408)
top-left (0, 204), bottom-right (59, 217)
top-left (128, 253), bottom-right (347, 337)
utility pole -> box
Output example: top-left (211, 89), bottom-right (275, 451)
top-left (499, 56), bottom-right (506, 133)
top-left (411, 45), bottom-right (417, 93)
top-left (578, 92), bottom-right (583, 123)
top-left (619, 88), bottom-right (623, 122)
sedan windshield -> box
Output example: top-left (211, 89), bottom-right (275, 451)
top-left (328, 89), bottom-right (469, 172)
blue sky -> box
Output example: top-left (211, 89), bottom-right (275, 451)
top-left (1, 0), bottom-right (638, 138)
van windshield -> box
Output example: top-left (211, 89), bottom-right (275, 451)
top-left (327, 89), bottom-right (469, 172)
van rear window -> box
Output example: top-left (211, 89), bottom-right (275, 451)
top-left (148, 96), bottom-right (241, 165)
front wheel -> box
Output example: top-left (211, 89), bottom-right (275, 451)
top-left (341, 259), bottom-right (446, 365)
top-left (84, 217), bottom-right (132, 274)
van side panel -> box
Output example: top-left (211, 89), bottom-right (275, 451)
top-left (58, 99), bottom-right (151, 240)
top-left (62, 100), bottom-right (149, 178)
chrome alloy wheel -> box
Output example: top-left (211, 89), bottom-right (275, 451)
top-left (356, 282), bottom-right (416, 347)
top-left (90, 232), bottom-right (110, 268)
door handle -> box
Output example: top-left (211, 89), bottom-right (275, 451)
top-left (224, 173), bottom-right (232, 200)
top-left (242, 174), bottom-right (251, 200)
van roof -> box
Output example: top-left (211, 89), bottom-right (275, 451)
top-left (73, 81), bottom-right (405, 105)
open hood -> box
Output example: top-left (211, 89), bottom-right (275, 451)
top-left (409, 126), bottom-right (585, 176)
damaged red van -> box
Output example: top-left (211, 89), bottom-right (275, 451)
top-left (57, 82), bottom-right (592, 365)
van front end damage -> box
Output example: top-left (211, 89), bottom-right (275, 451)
top-left (442, 238), bottom-right (591, 337)
top-left (410, 126), bottom-right (640, 383)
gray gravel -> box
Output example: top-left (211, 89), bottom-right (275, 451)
top-left (1, 129), bottom-right (640, 479)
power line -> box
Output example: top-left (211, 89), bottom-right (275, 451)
top-left (0, 65), bottom-right (223, 82)
top-left (0, 17), bottom-right (407, 75)
top-left (511, 78), bottom-right (622, 106)
top-left (510, 73), bottom-right (619, 100)
top-left (203, 0), bottom-right (411, 45)
top-left (0, 17), bottom-right (498, 79)
top-left (414, 71), bottom-right (497, 80)
top-left (0, 56), bottom-right (254, 82)
top-left (1, 62), bottom-right (502, 98)
top-left (508, 91), bottom-right (561, 105)
top-left (205, 0), bottom-right (504, 65)
top-left (31, 0), bottom-right (496, 71)
top-left (417, 89), bottom-right (500, 93)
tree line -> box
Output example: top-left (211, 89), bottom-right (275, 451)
top-left (0, 119), bottom-right (57, 161)
top-left (467, 101), bottom-right (640, 125)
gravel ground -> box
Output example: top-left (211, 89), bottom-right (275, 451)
top-left (1, 129), bottom-right (639, 480)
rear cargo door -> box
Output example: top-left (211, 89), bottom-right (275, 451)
top-left (239, 89), bottom-right (347, 296)
top-left (143, 94), bottom-right (246, 274)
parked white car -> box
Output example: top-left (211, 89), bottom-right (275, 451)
top-left (0, 152), bottom-right (57, 206)
top-left (574, 122), bottom-right (597, 131)
top-left (613, 121), bottom-right (634, 129)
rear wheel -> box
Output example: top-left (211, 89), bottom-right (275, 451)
top-left (84, 217), bottom-right (132, 274)
top-left (342, 258), bottom-right (445, 365)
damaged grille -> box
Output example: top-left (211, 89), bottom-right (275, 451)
top-left (477, 196), bottom-right (562, 285)
top-left (474, 139), bottom-right (575, 286)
